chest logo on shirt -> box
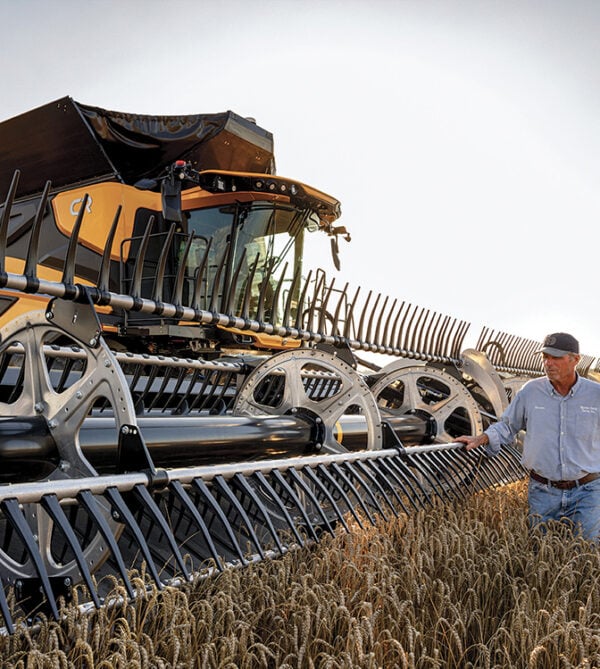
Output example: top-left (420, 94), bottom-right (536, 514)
top-left (580, 406), bottom-right (598, 414)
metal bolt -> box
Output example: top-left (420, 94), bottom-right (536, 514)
top-left (121, 426), bottom-right (130, 435)
top-left (104, 359), bottom-right (111, 368)
top-left (34, 402), bottom-right (44, 414)
top-left (75, 391), bottom-right (83, 400)
top-left (64, 577), bottom-right (71, 587)
top-left (48, 419), bottom-right (58, 429)
top-left (89, 338), bottom-right (97, 346)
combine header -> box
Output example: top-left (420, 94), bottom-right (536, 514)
top-left (0, 97), bottom-right (583, 633)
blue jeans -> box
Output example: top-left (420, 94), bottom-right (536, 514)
top-left (528, 476), bottom-right (600, 541)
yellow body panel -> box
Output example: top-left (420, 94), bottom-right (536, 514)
top-left (217, 325), bottom-right (302, 350)
top-left (52, 183), bottom-right (162, 260)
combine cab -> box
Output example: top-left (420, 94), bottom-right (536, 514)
top-left (0, 97), bottom-right (576, 633)
top-left (0, 97), bottom-right (346, 357)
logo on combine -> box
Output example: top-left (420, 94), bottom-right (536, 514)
top-left (70, 196), bottom-right (93, 216)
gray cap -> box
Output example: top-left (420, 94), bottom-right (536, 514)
top-left (536, 332), bottom-right (579, 357)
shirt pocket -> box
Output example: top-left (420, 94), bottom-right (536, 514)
top-left (575, 407), bottom-right (599, 441)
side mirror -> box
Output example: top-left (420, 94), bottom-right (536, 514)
top-left (161, 176), bottom-right (183, 224)
top-left (330, 236), bottom-right (340, 271)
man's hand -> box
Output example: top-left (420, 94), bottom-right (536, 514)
top-left (455, 433), bottom-right (489, 451)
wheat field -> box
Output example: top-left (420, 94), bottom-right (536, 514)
top-left (1, 480), bottom-right (600, 668)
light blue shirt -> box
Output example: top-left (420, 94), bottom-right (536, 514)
top-left (485, 374), bottom-right (600, 481)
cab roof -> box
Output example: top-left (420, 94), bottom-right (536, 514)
top-left (0, 96), bottom-right (275, 198)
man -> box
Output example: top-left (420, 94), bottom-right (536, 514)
top-left (456, 332), bottom-right (600, 541)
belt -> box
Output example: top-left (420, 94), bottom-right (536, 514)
top-left (529, 470), bottom-right (600, 490)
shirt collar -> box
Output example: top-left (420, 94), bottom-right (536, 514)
top-left (545, 373), bottom-right (581, 397)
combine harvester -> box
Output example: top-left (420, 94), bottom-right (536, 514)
top-left (0, 98), bottom-right (594, 633)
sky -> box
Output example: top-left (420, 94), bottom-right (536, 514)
top-left (2, 0), bottom-right (600, 358)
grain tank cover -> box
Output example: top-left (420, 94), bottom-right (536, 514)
top-left (0, 96), bottom-right (275, 198)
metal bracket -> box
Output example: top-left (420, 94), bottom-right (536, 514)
top-left (381, 420), bottom-right (407, 453)
top-left (15, 576), bottom-right (73, 620)
top-left (117, 424), bottom-right (159, 479)
top-left (315, 341), bottom-right (357, 369)
top-left (46, 290), bottom-right (102, 348)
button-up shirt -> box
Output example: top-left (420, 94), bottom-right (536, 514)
top-left (485, 374), bottom-right (600, 481)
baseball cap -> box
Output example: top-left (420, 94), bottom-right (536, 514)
top-left (536, 332), bottom-right (579, 357)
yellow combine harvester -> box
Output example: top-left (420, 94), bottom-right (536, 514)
top-left (1, 97), bottom-right (582, 633)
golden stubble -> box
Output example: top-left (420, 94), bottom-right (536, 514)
top-left (2, 481), bottom-right (600, 668)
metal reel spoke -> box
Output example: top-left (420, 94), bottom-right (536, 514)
top-left (371, 362), bottom-right (483, 443)
top-left (0, 311), bottom-right (129, 593)
top-left (233, 348), bottom-right (383, 453)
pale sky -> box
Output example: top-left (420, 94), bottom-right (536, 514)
top-left (2, 0), bottom-right (600, 358)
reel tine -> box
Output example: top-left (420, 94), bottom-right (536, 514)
top-left (0, 576), bottom-right (14, 635)
top-left (24, 180), bottom-right (51, 280)
top-left (0, 170), bottom-right (20, 274)
top-left (253, 471), bottom-right (306, 547)
top-left (191, 478), bottom-right (248, 565)
top-left (240, 253), bottom-right (260, 320)
top-left (132, 484), bottom-right (190, 580)
top-left (103, 487), bottom-right (164, 589)
top-left (97, 205), bottom-right (122, 293)
top-left (62, 193), bottom-right (88, 286)
top-left (388, 301), bottom-right (406, 351)
top-left (213, 475), bottom-right (266, 559)
top-left (304, 270), bottom-right (326, 333)
top-left (365, 292), bottom-right (383, 344)
top-left (303, 467), bottom-right (350, 533)
top-left (269, 260), bottom-right (288, 325)
top-left (40, 494), bottom-right (101, 608)
top-left (453, 320), bottom-right (471, 359)
top-left (153, 223), bottom-right (177, 303)
top-left (192, 237), bottom-right (213, 311)
top-left (168, 480), bottom-right (224, 570)
top-left (375, 296), bottom-right (394, 349)
top-left (208, 246), bottom-right (228, 313)
top-left (404, 452), bottom-right (450, 504)
top-left (356, 290), bottom-right (373, 343)
top-left (173, 232), bottom-right (195, 307)
top-left (282, 265), bottom-right (302, 327)
top-left (340, 461), bottom-right (386, 522)
top-left (357, 459), bottom-right (400, 518)
top-left (270, 469), bottom-right (319, 541)
top-left (423, 312), bottom-right (442, 358)
top-left (395, 302), bottom-right (414, 353)
top-left (294, 268), bottom-right (313, 331)
top-left (233, 473), bottom-right (285, 555)
top-left (317, 277), bottom-right (335, 334)
top-left (426, 450), bottom-right (467, 500)
top-left (285, 468), bottom-right (335, 537)
top-left (409, 306), bottom-right (428, 355)
top-left (375, 458), bottom-right (417, 514)
top-left (329, 462), bottom-right (374, 526)
top-left (77, 490), bottom-right (135, 598)
top-left (223, 247), bottom-right (247, 315)
top-left (1, 498), bottom-right (60, 620)
top-left (331, 282), bottom-right (350, 338)
top-left (342, 285), bottom-right (361, 340)
top-left (131, 215), bottom-right (155, 299)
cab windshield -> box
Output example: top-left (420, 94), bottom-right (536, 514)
top-left (184, 201), bottom-right (316, 323)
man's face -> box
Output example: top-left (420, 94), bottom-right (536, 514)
top-left (542, 352), bottom-right (579, 384)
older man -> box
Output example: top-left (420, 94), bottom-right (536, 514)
top-left (457, 332), bottom-right (600, 541)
